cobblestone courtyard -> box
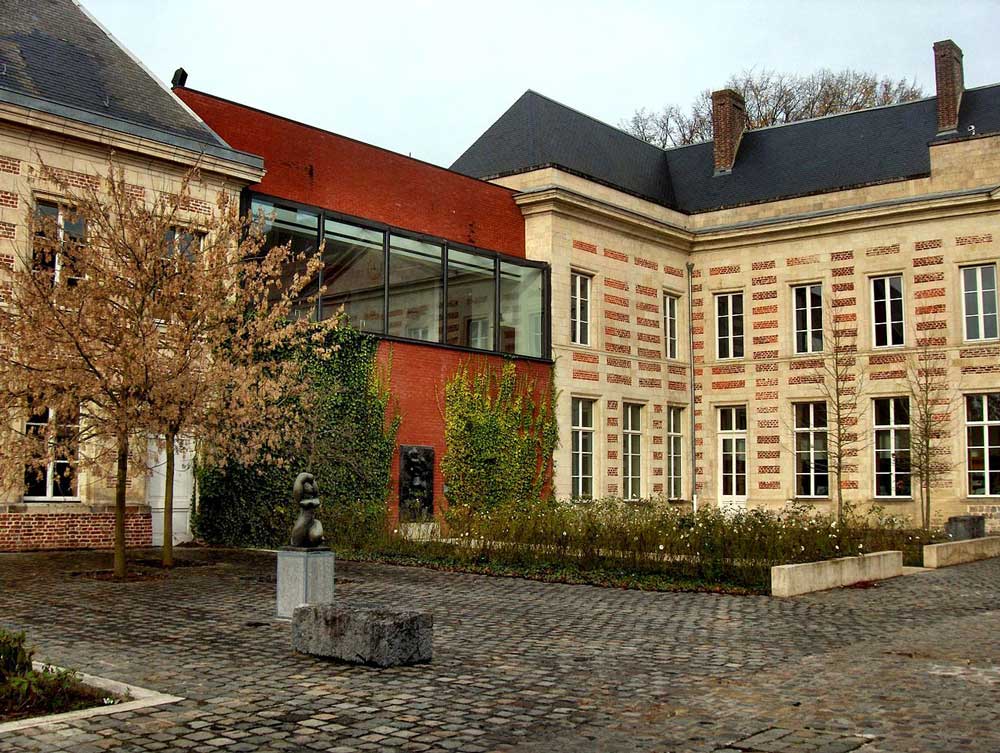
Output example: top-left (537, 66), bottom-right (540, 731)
top-left (0, 549), bottom-right (997, 753)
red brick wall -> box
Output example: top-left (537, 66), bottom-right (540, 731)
top-left (377, 341), bottom-right (552, 521)
top-left (175, 88), bottom-right (525, 258)
top-left (0, 510), bottom-right (151, 551)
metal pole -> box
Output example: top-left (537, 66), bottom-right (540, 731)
top-left (686, 261), bottom-right (698, 514)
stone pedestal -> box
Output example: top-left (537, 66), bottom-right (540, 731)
top-left (292, 603), bottom-right (433, 667)
top-left (276, 548), bottom-right (334, 619)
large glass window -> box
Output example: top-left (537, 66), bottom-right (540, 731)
top-left (718, 406), bottom-right (748, 501)
top-left (874, 397), bottom-right (911, 497)
top-left (872, 275), bottom-right (905, 347)
top-left (967, 393), bottom-right (1000, 496)
top-left (623, 403), bottom-right (642, 500)
top-left (715, 292), bottom-right (744, 359)
top-left (23, 407), bottom-right (80, 500)
top-left (571, 398), bottom-right (595, 499)
top-left (252, 198), bottom-right (320, 318)
top-left (447, 249), bottom-right (495, 350)
top-left (321, 218), bottom-right (385, 333)
top-left (500, 262), bottom-right (544, 358)
top-left (794, 402), bottom-right (829, 497)
top-left (793, 283), bottom-right (823, 354)
top-left (387, 234), bottom-right (443, 343)
top-left (962, 265), bottom-right (999, 342)
top-left (570, 272), bottom-right (591, 346)
top-left (667, 406), bottom-right (683, 499)
top-left (664, 294), bottom-right (679, 359)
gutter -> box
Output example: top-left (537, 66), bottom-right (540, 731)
top-left (686, 261), bottom-right (698, 514)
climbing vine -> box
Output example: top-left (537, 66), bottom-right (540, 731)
top-left (441, 360), bottom-right (558, 512)
top-left (194, 325), bottom-right (399, 548)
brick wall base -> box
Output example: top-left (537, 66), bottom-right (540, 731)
top-left (0, 510), bottom-right (152, 551)
top-left (967, 504), bottom-right (1000, 534)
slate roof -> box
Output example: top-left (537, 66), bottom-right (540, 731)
top-left (0, 0), bottom-right (261, 168)
top-left (451, 85), bottom-right (1000, 214)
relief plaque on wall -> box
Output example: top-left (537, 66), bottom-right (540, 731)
top-left (400, 445), bottom-right (434, 522)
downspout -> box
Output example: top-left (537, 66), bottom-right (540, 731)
top-left (686, 261), bottom-right (698, 514)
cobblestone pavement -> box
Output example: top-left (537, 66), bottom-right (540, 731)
top-left (0, 549), bottom-right (997, 753)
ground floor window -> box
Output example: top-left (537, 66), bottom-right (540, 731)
top-left (794, 402), bottom-right (829, 497)
top-left (967, 393), bottom-right (1000, 496)
top-left (23, 407), bottom-right (80, 500)
top-left (666, 406), bottom-right (683, 499)
top-left (622, 403), bottom-right (642, 500)
top-left (874, 397), bottom-right (910, 497)
top-left (718, 406), bottom-right (747, 500)
top-left (571, 397), bottom-right (594, 499)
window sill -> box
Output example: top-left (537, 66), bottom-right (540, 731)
top-left (871, 496), bottom-right (913, 502)
top-left (963, 337), bottom-right (1000, 344)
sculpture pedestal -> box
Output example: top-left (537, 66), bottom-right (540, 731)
top-left (276, 548), bottom-right (334, 619)
top-left (292, 603), bottom-right (433, 667)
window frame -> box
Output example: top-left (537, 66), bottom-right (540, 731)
top-left (622, 402), bottom-right (643, 501)
top-left (663, 292), bottom-right (679, 360)
top-left (715, 291), bottom-right (745, 360)
top-left (966, 393), bottom-right (1000, 497)
top-left (570, 271), bottom-right (592, 347)
top-left (666, 405), bottom-right (683, 500)
top-left (873, 396), bottom-right (911, 498)
top-left (571, 397), bottom-right (596, 499)
top-left (961, 263), bottom-right (999, 343)
top-left (792, 282), bottom-right (824, 355)
top-left (871, 274), bottom-right (905, 348)
top-left (22, 407), bottom-right (81, 502)
top-left (793, 401), bottom-right (829, 498)
top-left (717, 405), bottom-right (748, 502)
top-left (34, 199), bottom-right (86, 286)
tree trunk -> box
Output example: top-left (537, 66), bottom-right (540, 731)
top-left (114, 436), bottom-right (129, 579)
top-left (163, 432), bottom-right (175, 568)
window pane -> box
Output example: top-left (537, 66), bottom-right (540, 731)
top-left (735, 406), bottom-right (747, 430)
top-left (875, 399), bottom-right (891, 426)
top-left (321, 219), bottom-right (385, 332)
top-left (500, 262), bottom-right (544, 357)
top-left (989, 394), bottom-right (1000, 422)
top-left (387, 234), bottom-right (443, 342)
top-left (254, 198), bottom-right (320, 318)
top-left (447, 249), bottom-right (495, 350)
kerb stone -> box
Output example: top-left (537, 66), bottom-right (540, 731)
top-left (292, 603), bottom-right (433, 667)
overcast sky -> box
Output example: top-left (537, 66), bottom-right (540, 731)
top-left (85, 0), bottom-right (1000, 168)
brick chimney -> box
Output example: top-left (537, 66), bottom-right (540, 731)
top-left (712, 89), bottom-right (746, 174)
top-left (933, 39), bottom-right (964, 134)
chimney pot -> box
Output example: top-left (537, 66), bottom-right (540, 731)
top-left (933, 39), bottom-right (964, 134)
top-left (712, 89), bottom-right (746, 174)
top-left (171, 67), bottom-right (188, 88)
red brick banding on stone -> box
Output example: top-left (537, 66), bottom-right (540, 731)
top-left (573, 239), bottom-right (597, 254)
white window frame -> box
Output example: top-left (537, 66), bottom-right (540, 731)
top-left (666, 406), bottom-right (683, 499)
top-left (34, 199), bottom-right (85, 286)
top-left (792, 283), bottom-right (824, 354)
top-left (571, 397), bottom-right (595, 499)
top-left (715, 291), bottom-right (744, 360)
top-left (622, 403), bottom-right (642, 500)
top-left (794, 402), bottom-right (829, 498)
top-left (717, 405), bottom-right (748, 506)
top-left (966, 393), bottom-right (1000, 497)
top-left (570, 271), bottom-right (591, 346)
top-left (23, 407), bottom-right (81, 502)
top-left (663, 293), bottom-right (679, 360)
top-left (871, 274), bottom-right (905, 348)
top-left (873, 397), bottom-right (911, 498)
top-left (961, 264), bottom-right (999, 342)
top-left (467, 317), bottom-right (491, 350)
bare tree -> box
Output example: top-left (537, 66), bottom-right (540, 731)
top-left (622, 68), bottom-right (923, 148)
top-left (905, 334), bottom-right (959, 530)
top-left (810, 299), bottom-right (867, 522)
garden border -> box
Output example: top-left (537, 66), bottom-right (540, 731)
top-left (0, 662), bottom-right (183, 734)
top-left (923, 536), bottom-right (1000, 568)
top-left (771, 551), bottom-right (903, 597)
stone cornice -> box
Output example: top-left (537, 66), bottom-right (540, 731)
top-left (0, 101), bottom-right (265, 185)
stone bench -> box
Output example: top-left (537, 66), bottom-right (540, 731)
top-left (292, 603), bottom-right (433, 667)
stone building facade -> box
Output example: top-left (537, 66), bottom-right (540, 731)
top-left (454, 40), bottom-right (1000, 530)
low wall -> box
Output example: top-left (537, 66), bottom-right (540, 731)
top-left (923, 536), bottom-right (1000, 568)
top-left (0, 508), bottom-right (152, 551)
top-left (771, 551), bottom-right (904, 597)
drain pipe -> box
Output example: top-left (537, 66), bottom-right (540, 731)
top-left (686, 261), bottom-right (698, 514)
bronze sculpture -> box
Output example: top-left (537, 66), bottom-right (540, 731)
top-left (290, 472), bottom-right (324, 548)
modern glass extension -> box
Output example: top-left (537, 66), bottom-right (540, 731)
top-left (251, 195), bottom-right (549, 359)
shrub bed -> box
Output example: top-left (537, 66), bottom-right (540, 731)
top-left (0, 630), bottom-right (117, 723)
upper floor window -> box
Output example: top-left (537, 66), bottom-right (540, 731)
top-left (872, 275), bottom-right (904, 347)
top-left (874, 397), bottom-right (910, 497)
top-left (34, 200), bottom-right (86, 286)
top-left (570, 271), bottom-right (591, 346)
top-left (966, 393), bottom-right (1000, 496)
top-left (715, 292), bottom-right (744, 359)
top-left (962, 264), bottom-right (999, 342)
top-left (664, 293), bottom-right (679, 359)
top-left (793, 283), bottom-right (823, 354)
